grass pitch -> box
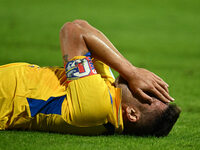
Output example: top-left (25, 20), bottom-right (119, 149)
top-left (0, 0), bottom-right (200, 149)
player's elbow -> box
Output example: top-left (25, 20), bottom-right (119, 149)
top-left (60, 19), bottom-right (89, 36)
top-left (60, 22), bottom-right (83, 40)
top-left (73, 19), bottom-right (89, 27)
top-left (60, 22), bottom-right (74, 35)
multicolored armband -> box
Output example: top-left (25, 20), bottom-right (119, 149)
top-left (65, 56), bottom-right (97, 82)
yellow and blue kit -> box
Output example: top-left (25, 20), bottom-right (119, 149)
top-left (0, 53), bottom-right (123, 135)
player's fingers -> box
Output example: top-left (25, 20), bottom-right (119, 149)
top-left (153, 73), bottom-right (169, 87)
top-left (163, 85), bottom-right (169, 93)
top-left (155, 83), bottom-right (174, 101)
top-left (155, 78), bottom-right (169, 93)
top-left (137, 89), bottom-right (153, 104)
top-left (151, 88), bottom-right (171, 103)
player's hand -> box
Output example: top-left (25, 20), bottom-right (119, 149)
top-left (126, 67), bottom-right (174, 104)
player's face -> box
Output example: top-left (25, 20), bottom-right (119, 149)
top-left (129, 96), bottom-right (168, 125)
top-left (115, 76), bottom-right (168, 123)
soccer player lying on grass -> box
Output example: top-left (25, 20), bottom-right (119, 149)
top-left (0, 20), bottom-right (181, 137)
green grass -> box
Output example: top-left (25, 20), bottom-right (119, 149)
top-left (0, 0), bottom-right (200, 149)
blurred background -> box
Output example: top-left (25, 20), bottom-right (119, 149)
top-left (0, 0), bottom-right (200, 148)
top-left (1, 0), bottom-right (199, 65)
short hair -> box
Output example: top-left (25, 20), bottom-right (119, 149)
top-left (123, 104), bottom-right (181, 137)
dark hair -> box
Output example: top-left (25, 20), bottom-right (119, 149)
top-left (123, 104), bottom-right (181, 137)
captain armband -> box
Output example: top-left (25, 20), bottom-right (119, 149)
top-left (65, 56), bottom-right (97, 82)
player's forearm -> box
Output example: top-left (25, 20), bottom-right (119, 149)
top-left (85, 27), bottom-right (124, 58)
top-left (73, 19), bottom-right (128, 63)
top-left (83, 34), bottom-right (136, 81)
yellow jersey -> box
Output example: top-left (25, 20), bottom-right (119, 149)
top-left (0, 56), bottom-right (123, 135)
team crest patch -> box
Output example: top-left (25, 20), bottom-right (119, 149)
top-left (65, 56), bottom-right (97, 82)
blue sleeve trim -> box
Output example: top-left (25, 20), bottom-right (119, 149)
top-left (27, 95), bottom-right (66, 117)
top-left (108, 90), bottom-right (113, 105)
top-left (84, 52), bottom-right (91, 56)
top-left (109, 67), bottom-right (115, 79)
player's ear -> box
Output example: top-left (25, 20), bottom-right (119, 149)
top-left (126, 106), bottom-right (140, 123)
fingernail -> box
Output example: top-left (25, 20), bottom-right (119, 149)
top-left (170, 97), bottom-right (175, 101)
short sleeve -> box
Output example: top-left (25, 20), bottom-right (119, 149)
top-left (93, 59), bottom-right (115, 83)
